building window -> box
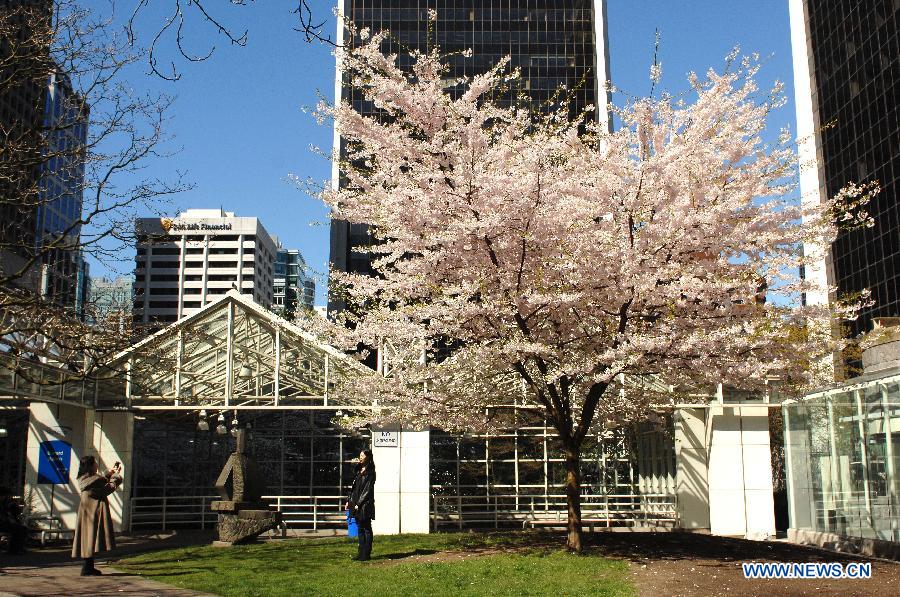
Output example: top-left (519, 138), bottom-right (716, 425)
top-left (149, 300), bottom-right (178, 309)
top-left (151, 260), bottom-right (179, 269)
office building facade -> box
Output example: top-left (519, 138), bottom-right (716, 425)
top-left (0, 0), bottom-right (49, 289)
top-left (791, 0), bottom-right (899, 338)
top-left (329, 0), bottom-right (611, 313)
top-left (273, 244), bottom-right (316, 319)
top-left (90, 274), bottom-right (132, 329)
top-left (133, 209), bottom-right (277, 327)
top-left (36, 69), bottom-right (90, 314)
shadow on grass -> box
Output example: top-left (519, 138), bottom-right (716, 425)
top-left (583, 532), bottom-right (877, 564)
top-left (376, 548), bottom-right (438, 560)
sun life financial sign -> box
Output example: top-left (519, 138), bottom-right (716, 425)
top-left (160, 218), bottom-right (233, 233)
top-left (373, 431), bottom-right (399, 447)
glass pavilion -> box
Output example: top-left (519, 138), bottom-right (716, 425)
top-left (784, 372), bottom-right (900, 544)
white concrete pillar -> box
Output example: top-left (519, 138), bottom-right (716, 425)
top-left (706, 405), bottom-right (776, 538)
top-left (675, 408), bottom-right (711, 529)
top-left (24, 402), bottom-right (94, 531)
top-left (92, 411), bottom-right (135, 531)
top-left (371, 427), bottom-right (430, 535)
top-left (24, 403), bottom-right (134, 532)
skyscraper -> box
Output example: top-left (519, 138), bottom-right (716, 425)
top-left (90, 274), bottom-right (131, 331)
top-left (0, 0), bottom-right (51, 292)
top-left (36, 68), bottom-right (90, 314)
top-left (133, 209), bottom-right (277, 328)
top-left (791, 0), bottom-right (899, 340)
top-left (273, 243), bottom-right (316, 319)
top-left (329, 0), bottom-right (611, 314)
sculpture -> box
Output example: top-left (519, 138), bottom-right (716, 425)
top-left (210, 429), bottom-right (282, 545)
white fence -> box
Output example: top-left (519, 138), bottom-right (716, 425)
top-left (130, 492), bottom-right (677, 532)
top-left (129, 495), bottom-right (350, 532)
top-left (431, 492), bottom-right (677, 530)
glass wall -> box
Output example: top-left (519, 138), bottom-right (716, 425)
top-left (430, 406), bottom-right (676, 527)
top-left (131, 411), bottom-right (370, 524)
top-left (784, 376), bottom-right (900, 542)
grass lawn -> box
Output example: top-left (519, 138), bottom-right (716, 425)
top-left (116, 532), bottom-right (634, 596)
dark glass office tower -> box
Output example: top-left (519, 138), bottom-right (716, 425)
top-left (0, 0), bottom-right (51, 290)
top-left (329, 0), bottom-right (611, 314)
top-left (36, 69), bottom-right (90, 314)
top-left (792, 1), bottom-right (899, 339)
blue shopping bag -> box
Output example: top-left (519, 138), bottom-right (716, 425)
top-left (347, 510), bottom-right (358, 537)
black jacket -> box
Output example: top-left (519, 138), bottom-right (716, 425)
top-left (348, 468), bottom-right (376, 520)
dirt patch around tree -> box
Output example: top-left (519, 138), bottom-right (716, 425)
top-left (372, 531), bottom-right (896, 596)
top-left (585, 532), bottom-right (897, 597)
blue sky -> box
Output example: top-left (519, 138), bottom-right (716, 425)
top-left (89, 0), bottom-right (794, 307)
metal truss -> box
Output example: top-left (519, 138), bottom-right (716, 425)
top-left (0, 291), bottom-right (376, 411)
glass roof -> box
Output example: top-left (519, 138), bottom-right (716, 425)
top-left (95, 291), bottom-right (375, 410)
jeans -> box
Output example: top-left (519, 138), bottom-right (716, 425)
top-left (355, 516), bottom-right (373, 560)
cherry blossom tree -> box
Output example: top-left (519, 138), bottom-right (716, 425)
top-left (318, 30), bottom-right (876, 551)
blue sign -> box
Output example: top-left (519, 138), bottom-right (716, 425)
top-left (37, 440), bottom-right (71, 485)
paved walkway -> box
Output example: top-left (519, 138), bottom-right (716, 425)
top-left (0, 532), bottom-right (215, 597)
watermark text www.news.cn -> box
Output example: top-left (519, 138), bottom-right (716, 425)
top-left (742, 562), bottom-right (872, 579)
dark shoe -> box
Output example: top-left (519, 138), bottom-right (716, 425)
top-left (81, 568), bottom-right (103, 576)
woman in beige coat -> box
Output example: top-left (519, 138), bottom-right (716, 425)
top-left (71, 455), bottom-right (122, 576)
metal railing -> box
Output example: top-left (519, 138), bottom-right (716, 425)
top-left (129, 494), bottom-right (348, 532)
top-left (130, 492), bottom-right (678, 533)
top-left (431, 492), bottom-right (678, 530)
top-left (130, 495), bottom-right (218, 531)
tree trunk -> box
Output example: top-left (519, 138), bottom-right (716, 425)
top-left (564, 447), bottom-right (583, 552)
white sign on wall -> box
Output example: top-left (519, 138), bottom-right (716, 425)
top-left (373, 431), bottom-right (399, 447)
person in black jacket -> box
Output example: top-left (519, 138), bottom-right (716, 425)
top-left (345, 449), bottom-right (375, 561)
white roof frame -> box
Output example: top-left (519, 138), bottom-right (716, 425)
top-left (96, 290), bottom-right (375, 411)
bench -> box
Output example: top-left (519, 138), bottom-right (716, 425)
top-left (30, 516), bottom-right (74, 546)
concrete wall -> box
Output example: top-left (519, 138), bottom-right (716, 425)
top-left (24, 402), bottom-right (93, 530)
top-left (675, 408), bottom-right (711, 529)
top-left (676, 405), bottom-right (776, 538)
top-left (371, 428), bottom-right (430, 535)
top-left (24, 404), bottom-right (133, 532)
top-left (92, 411), bottom-right (134, 530)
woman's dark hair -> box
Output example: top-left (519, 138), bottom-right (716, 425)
top-left (359, 449), bottom-right (375, 473)
top-left (77, 455), bottom-right (96, 479)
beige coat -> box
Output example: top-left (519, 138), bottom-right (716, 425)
top-left (71, 473), bottom-right (122, 558)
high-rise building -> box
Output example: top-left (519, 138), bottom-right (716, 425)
top-left (0, 0), bottom-right (52, 291)
top-left (273, 244), bottom-right (316, 319)
top-left (133, 209), bottom-right (277, 328)
top-left (90, 274), bottom-right (131, 330)
top-left (791, 0), bottom-right (899, 340)
top-left (329, 0), bottom-right (612, 314)
top-left (36, 69), bottom-right (89, 314)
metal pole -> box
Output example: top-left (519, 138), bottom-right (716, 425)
top-left (274, 328), bottom-right (281, 406)
top-left (855, 390), bottom-right (874, 532)
top-left (125, 358), bottom-right (133, 409)
top-left (323, 355), bottom-right (329, 406)
top-left (225, 301), bottom-right (235, 406)
top-left (826, 398), bottom-right (841, 532)
top-left (880, 384), bottom-right (898, 541)
top-left (175, 329), bottom-right (184, 405)
top-left (782, 403), bottom-right (798, 532)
